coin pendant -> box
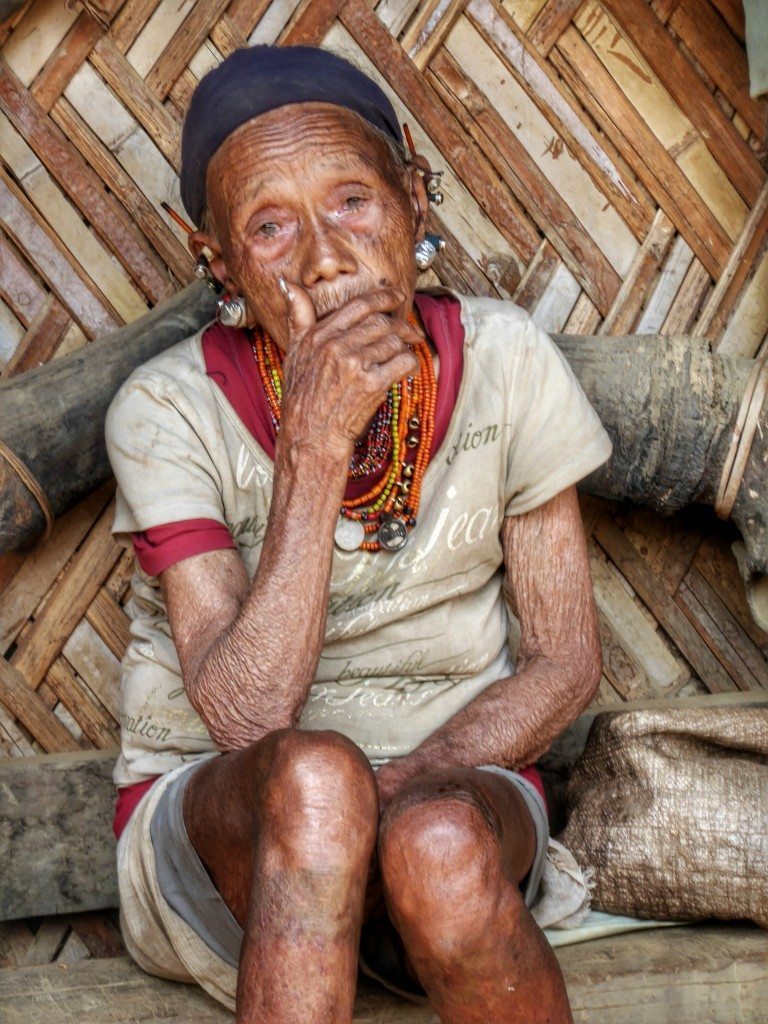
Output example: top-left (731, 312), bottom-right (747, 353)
top-left (334, 516), bottom-right (365, 551)
top-left (378, 516), bottom-right (408, 552)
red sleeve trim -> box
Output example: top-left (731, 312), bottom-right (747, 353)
top-left (132, 518), bottom-right (235, 577)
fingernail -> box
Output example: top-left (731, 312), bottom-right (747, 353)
top-left (278, 275), bottom-right (293, 301)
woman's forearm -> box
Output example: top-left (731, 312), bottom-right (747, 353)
top-left (187, 439), bottom-right (348, 750)
top-left (376, 651), bottom-right (601, 802)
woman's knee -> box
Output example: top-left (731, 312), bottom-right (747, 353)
top-left (379, 786), bottom-right (523, 947)
top-left (255, 729), bottom-right (378, 864)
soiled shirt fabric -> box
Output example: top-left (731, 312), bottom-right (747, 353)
top-left (105, 288), bottom-right (612, 787)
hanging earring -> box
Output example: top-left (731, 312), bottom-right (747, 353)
top-left (425, 172), bottom-right (444, 205)
top-left (216, 294), bottom-right (248, 328)
top-left (414, 233), bottom-right (446, 270)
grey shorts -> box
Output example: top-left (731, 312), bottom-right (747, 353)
top-left (149, 759), bottom-right (549, 1000)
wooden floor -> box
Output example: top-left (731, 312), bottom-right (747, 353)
top-left (1, 916), bottom-right (767, 1024)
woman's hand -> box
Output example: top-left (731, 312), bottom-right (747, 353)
top-left (277, 281), bottom-right (420, 463)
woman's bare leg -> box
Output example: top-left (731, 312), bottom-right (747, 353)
top-left (182, 729), bottom-right (378, 1024)
top-left (378, 768), bottom-right (573, 1024)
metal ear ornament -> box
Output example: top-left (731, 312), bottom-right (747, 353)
top-left (426, 172), bottom-right (444, 205)
top-left (193, 256), bottom-right (209, 279)
top-left (414, 233), bottom-right (446, 271)
top-left (216, 294), bottom-right (248, 328)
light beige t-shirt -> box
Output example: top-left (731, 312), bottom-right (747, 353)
top-left (106, 290), bottom-right (612, 786)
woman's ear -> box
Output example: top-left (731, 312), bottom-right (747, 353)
top-left (188, 231), bottom-right (231, 290)
top-left (408, 155), bottom-right (432, 243)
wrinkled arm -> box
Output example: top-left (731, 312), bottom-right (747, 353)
top-left (160, 443), bottom-right (348, 750)
top-left (375, 486), bottom-right (602, 801)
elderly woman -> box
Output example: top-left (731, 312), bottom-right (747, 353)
top-left (106, 45), bottom-right (611, 1024)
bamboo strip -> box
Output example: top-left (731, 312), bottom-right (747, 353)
top-left (599, 209), bottom-right (676, 335)
top-left (709, 0), bottom-right (745, 41)
top-left (338, 0), bottom-right (540, 264)
top-left (528, 0), bottom-right (581, 57)
top-left (0, 59), bottom-right (171, 305)
top-left (695, 181), bottom-right (768, 344)
top-left (0, 657), bottom-right (79, 752)
top-left (512, 238), bottom-right (560, 311)
top-left (429, 48), bottom-right (622, 314)
top-left (208, 14), bottom-right (248, 55)
top-left (465, 0), bottom-right (654, 243)
top-left (125, 0), bottom-right (196, 79)
top-left (144, 0), bottom-right (229, 99)
top-left (1, 0), bottom-right (79, 87)
top-left (594, 516), bottom-right (736, 694)
top-left (29, 0), bottom-right (123, 112)
top-left (602, 0), bottom-right (764, 207)
top-left (670, 0), bottom-right (763, 137)
top-left (49, 96), bottom-right (192, 284)
top-left (90, 34), bottom-right (182, 169)
top-left (45, 657), bottom-right (119, 748)
top-left (635, 235), bottom-right (695, 336)
top-left (553, 26), bottom-right (730, 277)
top-left (10, 505), bottom-right (121, 689)
top-left (0, 169), bottom-right (121, 338)
top-left (227, 0), bottom-right (274, 38)
top-left (0, 486), bottom-right (113, 656)
top-left (84, 588), bottom-right (131, 661)
top-left (62, 620), bottom-right (121, 722)
top-left (400, 0), bottom-right (467, 70)
top-left (2, 294), bottom-right (70, 376)
top-left (0, 233), bottom-right (46, 328)
top-left (683, 568), bottom-right (768, 689)
top-left (109, 0), bottom-right (160, 54)
top-left (660, 257), bottom-right (711, 336)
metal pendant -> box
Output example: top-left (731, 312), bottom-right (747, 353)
top-left (334, 516), bottom-right (365, 551)
top-left (378, 516), bottom-right (408, 552)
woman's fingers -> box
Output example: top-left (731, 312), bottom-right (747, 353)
top-left (278, 284), bottom-right (425, 453)
top-left (293, 286), bottom-right (405, 343)
top-left (279, 276), bottom-right (316, 339)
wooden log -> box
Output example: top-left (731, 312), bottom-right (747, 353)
top-left (0, 750), bottom-right (117, 921)
top-left (555, 332), bottom-right (767, 582)
top-left (0, 285), bottom-right (765, 585)
top-left (0, 281), bottom-right (217, 552)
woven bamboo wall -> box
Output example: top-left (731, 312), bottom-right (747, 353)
top-left (0, 0), bottom-right (766, 768)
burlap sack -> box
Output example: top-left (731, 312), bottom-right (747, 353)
top-left (560, 708), bottom-right (768, 927)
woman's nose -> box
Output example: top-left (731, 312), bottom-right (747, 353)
top-left (299, 221), bottom-right (356, 287)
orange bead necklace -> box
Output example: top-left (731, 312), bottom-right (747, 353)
top-left (251, 315), bottom-right (436, 552)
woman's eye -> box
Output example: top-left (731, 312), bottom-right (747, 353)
top-left (343, 196), bottom-right (367, 211)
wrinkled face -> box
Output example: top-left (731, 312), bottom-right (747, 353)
top-left (203, 102), bottom-right (427, 351)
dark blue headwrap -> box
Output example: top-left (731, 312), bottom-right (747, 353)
top-left (180, 45), bottom-right (404, 226)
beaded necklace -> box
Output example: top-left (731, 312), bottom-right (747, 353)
top-left (251, 316), bottom-right (436, 553)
